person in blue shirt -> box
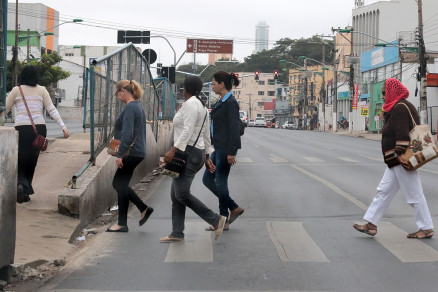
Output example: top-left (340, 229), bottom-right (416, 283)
top-left (203, 71), bottom-right (244, 231)
top-left (106, 79), bottom-right (153, 233)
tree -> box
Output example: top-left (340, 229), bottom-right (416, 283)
top-left (7, 52), bottom-right (71, 96)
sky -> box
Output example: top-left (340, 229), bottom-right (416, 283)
top-left (17, 0), bottom-right (381, 67)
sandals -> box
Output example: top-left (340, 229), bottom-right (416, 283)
top-left (160, 235), bottom-right (184, 243)
top-left (407, 229), bottom-right (434, 239)
top-left (205, 223), bottom-right (229, 231)
top-left (353, 222), bottom-right (377, 236)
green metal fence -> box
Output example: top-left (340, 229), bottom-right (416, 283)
top-left (71, 43), bottom-right (171, 187)
top-left (154, 77), bottom-right (176, 120)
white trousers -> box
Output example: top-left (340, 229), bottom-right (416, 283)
top-left (363, 165), bottom-right (434, 230)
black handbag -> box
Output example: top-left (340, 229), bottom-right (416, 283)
top-left (163, 111), bottom-right (207, 178)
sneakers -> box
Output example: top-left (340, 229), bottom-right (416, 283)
top-left (214, 216), bottom-right (227, 240)
top-left (229, 206), bottom-right (244, 224)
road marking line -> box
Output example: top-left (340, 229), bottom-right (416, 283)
top-left (359, 154), bottom-right (382, 162)
top-left (237, 157), bottom-right (253, 163)
top-left (290, 164), bottom-right (368, 211)
top-left (375, 222), bottom-right (438, 262)
top-left (269, 154), bottom-right (288, 163)
top-left (267, 221), bottom-right (329, 262)
top-left (164, 222), bottom-right (212, 263)
top-left (303, 157), bottom-right (324, 162)
top-left (337, 157), bottom-right (360, 163)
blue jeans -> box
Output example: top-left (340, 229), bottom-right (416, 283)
top-left (202, 149), bottom-right (239, 218)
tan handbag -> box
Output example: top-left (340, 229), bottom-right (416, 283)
top-left (398, 103), bottom-right (438, 170)
top-left (107, 136), bottom-right (136, 158)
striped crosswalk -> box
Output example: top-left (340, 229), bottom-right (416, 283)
top-left (161, 221), bottom-right (438, 264)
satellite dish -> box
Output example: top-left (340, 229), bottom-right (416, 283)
top-left (142, 49), bottom-right (157, 64)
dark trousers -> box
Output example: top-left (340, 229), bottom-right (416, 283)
top-left (15, 124), bottom-right (47, 195)
top-left (202, 149), bottom-right (239, 218)
top-left (112, 156), bottom-right (147, 226)
top-left (170, 147), bottom-right (221, 238)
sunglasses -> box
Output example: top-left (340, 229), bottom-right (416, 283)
top-left (114, 88), bottom-right (122, 96)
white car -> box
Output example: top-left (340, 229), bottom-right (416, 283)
top-left (254, 117), bottom-right (266, 127)
top-left (248, 119), bottom-right (255, 127)
top-left (281, 121), bottom-right (295, 130)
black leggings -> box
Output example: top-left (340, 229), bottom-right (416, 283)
top-left (15, 124), bottom-right (47, 195)
top-left (112, 156), bottom-right (147, 226)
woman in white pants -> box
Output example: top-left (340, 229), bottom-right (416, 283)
top-left (353, 78), bottom-right (434, 239)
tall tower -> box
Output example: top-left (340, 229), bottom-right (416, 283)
top-left (255, 21), bottom-right (269, 53)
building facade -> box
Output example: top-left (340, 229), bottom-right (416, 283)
top-left (7, 3), bottom-right (59, 61)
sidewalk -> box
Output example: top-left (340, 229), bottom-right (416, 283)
top-left (14, 133), bottom-right (90, 267)
top-left (331, 129), bottom-right (382, 141)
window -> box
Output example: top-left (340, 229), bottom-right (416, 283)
top-left (268, 79), bottom-right (275, 85)
top-left (65, 53), bottom-right (74, 57)
top-left (258, 80), bottom-right (265, 85)
top-left (257, 102), bottom-right (264, 107)
top-left (267, 91), bottom-right (275, 96)
top-left (258, 91), bottom-right (264, 96)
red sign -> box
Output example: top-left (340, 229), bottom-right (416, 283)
top-left (352, 83), bottom-right (359, 110)
top-left (186, 39), bottom-right (233, 54)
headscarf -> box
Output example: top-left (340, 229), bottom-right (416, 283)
top-left (382, 78), bottom-right (409, 112)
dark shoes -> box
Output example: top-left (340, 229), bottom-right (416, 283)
top-left (139, 207), bottom-right (154, 226)
top-left (106, 226), bottom-right (129, 232)
top-left (229, 206), bottom-right (244, 224)
top-left (16, 185), bottom-right (30, 204)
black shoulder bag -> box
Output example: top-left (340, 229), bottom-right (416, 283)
top-left (163, 111), bottom-right (208, 178)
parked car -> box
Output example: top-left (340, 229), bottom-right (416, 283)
top-left (281, 121), bottom-right (295, 130)
top-left (254, 117), bottom-right (266, 127)
top-left (248, 119), bottom-right (255, 127)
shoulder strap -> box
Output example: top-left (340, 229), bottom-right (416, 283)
top-left (396, 102), bottom-right (417, 127)
top-left (191, 110), bottom-right (208, 148)
top-left (18, 86), bottom-right (38, 135)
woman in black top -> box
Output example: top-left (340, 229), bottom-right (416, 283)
top-left (203, 71), bottom-right (244, 231)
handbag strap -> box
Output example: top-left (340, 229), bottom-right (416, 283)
top-left (186, 110), bottom-right (208, 154)
top-left (396, 102), bottom-right (417, 127)
top-left (18, 86), bottom-right (38, 135)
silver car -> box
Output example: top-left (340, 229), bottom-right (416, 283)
top-left (254, 117), bottom-right (266, 127)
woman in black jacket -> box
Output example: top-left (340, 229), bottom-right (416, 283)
top-left (203, 71), bottom-right (244, 231)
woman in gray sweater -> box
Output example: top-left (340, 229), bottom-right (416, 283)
top-left (106, 79), bottom-right (153, 233)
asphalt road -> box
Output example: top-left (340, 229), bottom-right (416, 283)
top-left (39, 127), bottom-right (438, 292)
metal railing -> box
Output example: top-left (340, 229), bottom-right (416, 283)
top-left (154, 77), bottom-right (176, 120)
top-left (70, 43), bottom-right (163, 187)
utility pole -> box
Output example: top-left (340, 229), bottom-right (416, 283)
top-left (349, 28), bottom-right (354, 115)
top-left (321, 42), bottom-right (326, 131)
top-left (247, 93), bottom-right (252, 119)
top-left (332, 34), bottom-right (338, 132)
top-left (12, 0), bottom-right (19, 87)
top-left (303, 58), bottom-right (308, 130)
top-left (418, 0), bottom-right (428, 125)
top-left (26, 29), bottom-right (30, 63)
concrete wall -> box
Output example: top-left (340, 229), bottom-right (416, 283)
top-left (0, 127), bottom-right (18, 276)
top-left (59, 121), bottom-right (173, 241)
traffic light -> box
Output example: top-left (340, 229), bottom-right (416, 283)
top-left (233, 73), bottom-right (239, 78)
top-left (274, 70), bottom-right (279, 80)
top-left (255, 70), bottom-right (260, 80)
top-left (161, 66), bottom-right (176, 83)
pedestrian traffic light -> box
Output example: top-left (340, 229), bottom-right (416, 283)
top-left (233, 73), bottom-right (239, 78)
top-left (255, 71), bottom-right (260, 80)
top-left (161, 66), bottom-right (176, 83)
top-left (274, 70), bottom-right (279, 80)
